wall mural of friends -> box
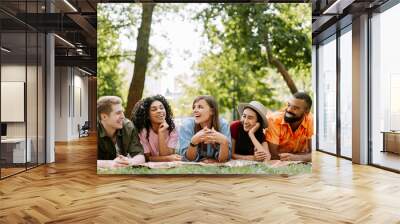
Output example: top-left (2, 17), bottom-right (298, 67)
top-left (97, 3), bottom-right (312, 174)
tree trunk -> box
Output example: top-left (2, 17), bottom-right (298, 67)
top-left (126, 3), bottom-right (155, 117)
top-left (264, 37), bottom-right (298, 94)
top-left (269, 57), bottom-right (298, 94)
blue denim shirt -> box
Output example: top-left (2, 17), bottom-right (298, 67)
top-left (178, 117), bottom-right (232, 161)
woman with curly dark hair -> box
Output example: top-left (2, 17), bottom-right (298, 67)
top-left (132, 95), bottom-right (181, 162)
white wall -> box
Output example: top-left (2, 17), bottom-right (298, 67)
top-left (1, 63), bottom-right (46, 164)
top-left (54, 67), bottom-right (89, 141)
top-left (1, 64), bottom-right (37, 138)
top-left (1, 65), bottom-right (28, 138)
top-left (72, 72), bottom-right (89, 138)
top-left (55, 66), bottom-right (69, 141)
top-left (370, 5), bottom-right (400, 158)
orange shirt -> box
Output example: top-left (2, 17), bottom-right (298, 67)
top-left (265, 111), bottom-right (313, 154)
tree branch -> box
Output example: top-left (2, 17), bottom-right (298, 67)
top-left (264, 34), bottom-right (298, 94)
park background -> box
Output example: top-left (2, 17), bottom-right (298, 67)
top-left (97, 3), bottom-right (312, 123)
top-left (96, 3), bottom-right (313, 174)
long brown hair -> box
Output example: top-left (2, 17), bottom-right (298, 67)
top-left (192, 95), bottom-right (220, 134)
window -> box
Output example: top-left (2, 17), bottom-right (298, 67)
top-left (317, 35), bottom-right (337, 154)
top-left (371, 3), bottom-right (400, 171)
top-left (0, 2), bottom-right (46, 179)
top-left (339, 27), bottom-right (352, 158)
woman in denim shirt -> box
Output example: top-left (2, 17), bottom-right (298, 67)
top-left (178, 95), bottom-right (231, 162)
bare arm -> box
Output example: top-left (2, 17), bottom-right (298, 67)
top-left (232, 154), bottom-right (256, 160)
top-left (185, 144), bottom-right (199, 161)
top-left (206, 130), bottom-right (230, 162)
top-left (107, 154), bottom-right (146, 168)
top-left (267, 141), bottom-right (280, 160)
top-left (261, 142), bottom-right (271, 161)
top-left (185, 133), bottom-right (201, 161)
top-left (148, 154), bottom-right (181, 162)
top-left (184, 128), bottom-right (208, 161)
top-left (249, 134), bottom-right (264, 152)
top-left (280, 152), bottom-right (311, 162)
top-left (249, 133), bottom-right (271, 161)
top-left (278, 139), bottom-right (312, 162)
top-left (217, 139), bottom-right (229, 162)
top-left (295, 153), bottom-right (311, 162)
top-left (295, 139), bottom-right (312, 162)
top-left (158, 131), bottom-right (174, 156)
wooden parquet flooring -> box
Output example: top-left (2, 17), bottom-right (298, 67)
top-left (1, 167), bottom-right (26, 177)
top-left (1, 135), bottom-right (400, 223)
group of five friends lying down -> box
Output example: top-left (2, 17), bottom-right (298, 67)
top-left (97, 92), bottom-right (313, 168)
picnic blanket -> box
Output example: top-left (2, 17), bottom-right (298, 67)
top-left (134, 160), bottom-right (305, 169)
top-left (97, 159), bottom-right (306, 169)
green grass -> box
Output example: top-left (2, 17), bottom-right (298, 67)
top-left (97, 163), bottom-right (312, 175)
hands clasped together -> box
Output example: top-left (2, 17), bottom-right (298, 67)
top-left (191, 127), bottom-right (227, 146)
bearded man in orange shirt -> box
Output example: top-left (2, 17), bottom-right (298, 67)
top-left (265, 92), bottom-right (313, 162)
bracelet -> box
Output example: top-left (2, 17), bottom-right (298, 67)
top-left (190, 141), bottom-right (198, 147)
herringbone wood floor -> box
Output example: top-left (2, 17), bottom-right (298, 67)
top-left (0, 135), bottom-right (399, 223)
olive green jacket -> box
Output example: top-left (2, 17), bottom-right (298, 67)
top-left (97, 118), bottom-right (143, 160)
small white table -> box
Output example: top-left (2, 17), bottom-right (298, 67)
top-left (1, 138), bottom-right (31, 163)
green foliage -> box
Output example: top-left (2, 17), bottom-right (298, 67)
top-left (201, 3), bottom-right (312, 73)
top-left (188, 3), bottom-right (312, 115)
top-left (97, 4), bottom-right (185, 106)
top-left (98, 163), bottom-right (312, 175)
top-left (194, 48), bottom-right (281, 119)
top-left (97, 5), bottom-right (126, 106)
top-left (97, 3), bottom-right (312, 116)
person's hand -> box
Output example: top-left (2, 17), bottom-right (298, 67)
top-left (97, 160), bottom-right (114, 168)
top-left (203, 128), bottom-right (227, 145)
top-left (159, 121), bottom-right (169, 134)
top-left (254, 150), bottom-right (267, 161)
top-left (191, 127), bottom-right (210, 145)
top-left (279, 153), bottom-right (297, 161)
top-left (248, 122), bottom-right (261, 135)
top-left (112, 155), bottom-right (131, 167)
top-left (201, 158), bottom-right (218, 163)
top-left (167, 154), bottom-right (182, 161)
top-left (203, 129), bottom-right (216, 144)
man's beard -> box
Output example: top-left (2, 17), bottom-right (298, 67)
top-left (284, 111), bottom-right (303, 123)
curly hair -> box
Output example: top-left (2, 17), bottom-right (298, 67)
top-left (132, 95), bottom-right (175, 140)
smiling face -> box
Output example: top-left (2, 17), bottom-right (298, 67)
top-left (149, 100), bottom-right (166, 125)
top-left (100, 103), bottom-right (125, 130)
top-left (240, 108), bottom-right (258, 132)
top-left (192, 99), bottom-right (213, 126)
top-left (284, 98), bottom-right (308, 123)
